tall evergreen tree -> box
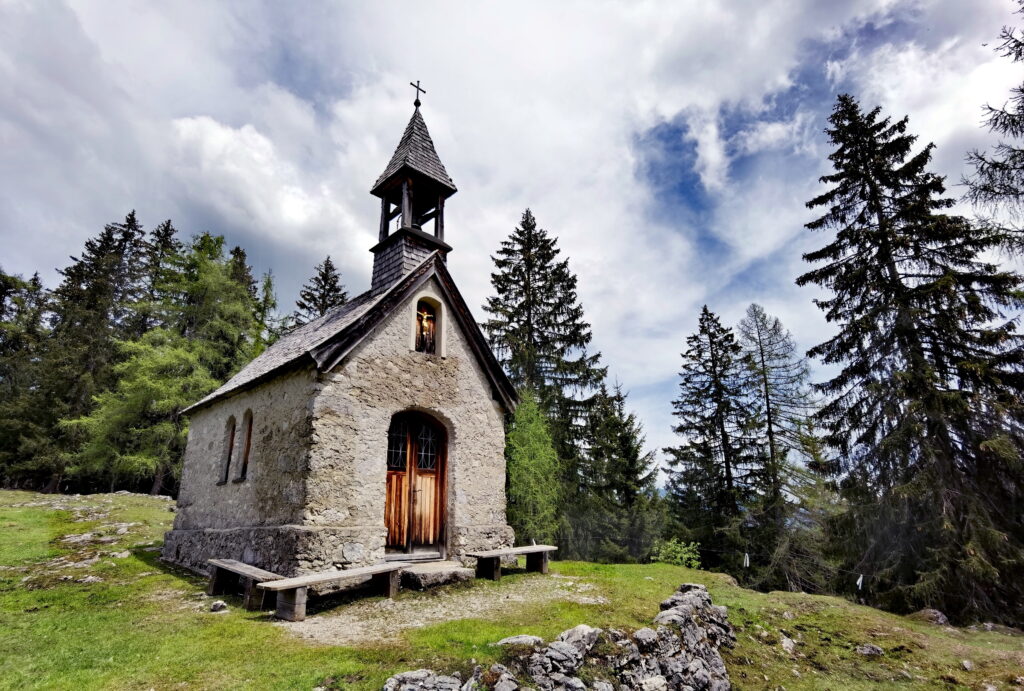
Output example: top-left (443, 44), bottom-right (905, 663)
top-left (482, 209), bottom-right (606, 476)
top-left (28, 213), bottom-right (147, 491)
top-left (966, 0), bottom-right (1024, 231)
top-left (0, 270), bottom-right (49, 485)
top-left (664, 306), bottom-right (760, 573)
top-left (505, 388), bottom-right (561, 545)
top-left (737, 304), bottom-right (816, 527)
top-left (294, 255), bottom-right (348, 326)
top-left (69, 232), bottom-right (262, 494)
top-left (798, 94), bottom-right (1024, 623)
top-left (583, 383), bottom-right (663, 562)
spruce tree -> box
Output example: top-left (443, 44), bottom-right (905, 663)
top-left (294, 256), bottom-right (348, 326)
top-left (966, 0), bottom-right (1024, 229)
top-left (69, 232), bottom-right (262, 493)
top-left (0, 270), bottom-right (49, 485)
top-left (799, 94), bottom-right (1024, 623)
top-left (664, 306), bottom-right (760, 573)
top-left (28, 213), bottom-right (147, 491)
top-left (584, 383), bottom-right (663, 562)
top-left (482, 209), bottom-right (606, 475)
top-left (505, 388), bottom-right (560, 545)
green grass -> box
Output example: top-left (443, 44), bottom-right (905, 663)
top-left (0, 490), bottom-right (1021, 690)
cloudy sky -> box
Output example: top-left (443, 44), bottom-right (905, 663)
top-left (1, 0), bottom-right (1021, 461)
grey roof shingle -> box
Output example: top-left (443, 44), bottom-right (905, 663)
top-left (184, 289), bottom-right (381, 412)
top-left (371, 107), bottom-right (456, 195)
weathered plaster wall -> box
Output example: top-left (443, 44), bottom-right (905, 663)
top-left (162, 366), bottom-right (317, 573)
top-left (305, 278), bottom-right (514, 569)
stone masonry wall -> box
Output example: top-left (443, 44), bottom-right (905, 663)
top-left (162, 367), bottom-right (318, 574)
top-left (305, 277), bottom-right (514, 568)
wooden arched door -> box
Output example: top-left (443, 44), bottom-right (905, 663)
top-left (385, 412), bottom-right (447, 552)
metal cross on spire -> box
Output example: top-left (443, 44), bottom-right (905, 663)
top-left (410, 80), bottom-right (426, 107)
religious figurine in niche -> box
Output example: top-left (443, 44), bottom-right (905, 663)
top-left (416, 301), bottom-right (436, 353)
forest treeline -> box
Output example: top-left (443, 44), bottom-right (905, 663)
top-left (4, 8), bottom-right (1024, 627)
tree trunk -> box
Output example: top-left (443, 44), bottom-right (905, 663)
top-left (150, 467), bottom-right (164, 496)
top-left (42, 472), bottom-right (61, 494)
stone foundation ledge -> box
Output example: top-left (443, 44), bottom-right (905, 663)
top-left (162, 524), bottom-right (385, 577)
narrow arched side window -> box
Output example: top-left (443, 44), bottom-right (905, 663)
top-left (219, 416), bottom-right (236, 485)
top-left (415, 300), bottom-right (437, 354)
top-left (235, 410), bottom-right (253, 482)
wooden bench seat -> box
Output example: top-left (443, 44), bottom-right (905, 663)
top-left (207, 559), bottom-right (283, 611)
top-left (465, 545), bottom-right (557, 581)
top-left (257, 561), bottom-right (412, 621)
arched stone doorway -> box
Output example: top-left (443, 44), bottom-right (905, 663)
top-left (385, 411), bottom-right (447, 556)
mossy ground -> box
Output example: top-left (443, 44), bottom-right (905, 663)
top-left (0, 490), bottom-right (1020, 690)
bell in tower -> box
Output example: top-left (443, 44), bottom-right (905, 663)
top-left (369, 83), bottom-right (457, 295)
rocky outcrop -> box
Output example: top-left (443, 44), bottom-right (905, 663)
top-left (382, 583), bottom-right (734, 690)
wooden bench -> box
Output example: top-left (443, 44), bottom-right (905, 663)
top-left (207, 559), bottom-right (283, 611)
top-left (466, 545), bottom-right (557, 581)
top-left (257, 561), bottom-right (412, 622)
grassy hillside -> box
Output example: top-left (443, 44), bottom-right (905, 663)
top-left (0, 490), bottom-right (1021, 690)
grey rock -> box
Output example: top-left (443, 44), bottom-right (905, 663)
top-left (209, 600), bottom-right (228, 612)
top-left (556, 624), bottom-right (601, 655)
top-left (912, 608), bottom-right (949, 625)
top-left (855, 644), bottom-right (883, 657)
top-left (781, 636), bottom-right (796, 655)
top-left (960, 659), bottom-right (973, 671)
top-left (495, 634), bottom-right (544, 648)
top-left (640, 676), bottom-right (668, 691)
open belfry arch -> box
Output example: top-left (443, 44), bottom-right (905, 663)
top-left (163, 90), bottom-right (517, 578)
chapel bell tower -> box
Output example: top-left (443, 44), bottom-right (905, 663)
top-left (369, 84), bottom-right (457, 295)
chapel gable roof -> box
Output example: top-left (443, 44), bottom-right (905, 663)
top-left (371, 107), bottom-right (457, 196)
top-left (184, 253), bottom-right (515, 413)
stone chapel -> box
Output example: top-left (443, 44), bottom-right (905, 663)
top-left (163, 99), bottom-right (517, 576)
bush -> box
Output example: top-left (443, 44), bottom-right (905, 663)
top-left (651, 539), bottom-right (701, 568)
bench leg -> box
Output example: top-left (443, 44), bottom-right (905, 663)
top-left (371, 570), bottom-right (400, 599)
top-left (476, 556), bottom-right (501, 581)
top-left (275, 586), bottom-right (307, 622)
top-left (207, 565), bottom-right (233, 596)
top-left (526, 551), bottom-right (549, 574)
top-left (242, 577), bottom-right (266, 611)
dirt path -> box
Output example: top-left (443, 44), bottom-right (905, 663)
top-left (279, 573), bottom-right (606, 646)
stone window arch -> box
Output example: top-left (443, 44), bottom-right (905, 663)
top-left (218, 416), bottom-right (236, 485)
top-left (234, 409), bottom-right (253, 482)
top-left (414, 296), bottom-right (442, 355)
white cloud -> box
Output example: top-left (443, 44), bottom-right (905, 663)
top-left (1, 0), bottom-right (1019, 461)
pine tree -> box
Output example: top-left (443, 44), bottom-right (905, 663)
top-left (0, 270), bottom-right (49, 485)
top-left (294, 256), bottom-right (348, 326)
top-left (482, 209), bottom-right (606, 478)
top-left (664, 306), bottom-right (760, 573)
top-left (68, 232), bottom-right (263, 494)
top-left (583, 383), bottom-right (663, 562)
top-left (737, 304), bottom-right (817, 547)
top-left (27, 213), bottom-right (147, 491)
top-left (505, 388), bottom-right (560, 545)
top-left (798, 94), bottom-right (1024, 623)
top-left (966, 0), bottom-right (1024, 230)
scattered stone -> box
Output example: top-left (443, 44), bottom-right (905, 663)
top-left (910, 608), bottom-right (949, 625)
top-left (78, 575), bottom-right (103, 584)
top-left (209, 600), bottom-right (228, 613)
top-left (960, 659), bottom-right (973, 671)
top-left (556, 624), bottom-right (601, 655)
top-left (61, 532), bottom-right (96, 544)
top-left (111, 551), bottom-right (131, 559)
top-left (495, 635), bottom-right (544, 648)
top-left (782, 611), bottom-right (795, 620)
top-left (781, 636), bottom-right (796, 655)
top-left (382, 669), bottom-right (462, 690)
top-left (855, 644), bottom-right (884, 657)
top-left (116, 527), bottom-right (129, 535)
top-left (1011, 676), bottom-right (1024, 686)
top-left (383, 582), bottom-right (735, 690)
